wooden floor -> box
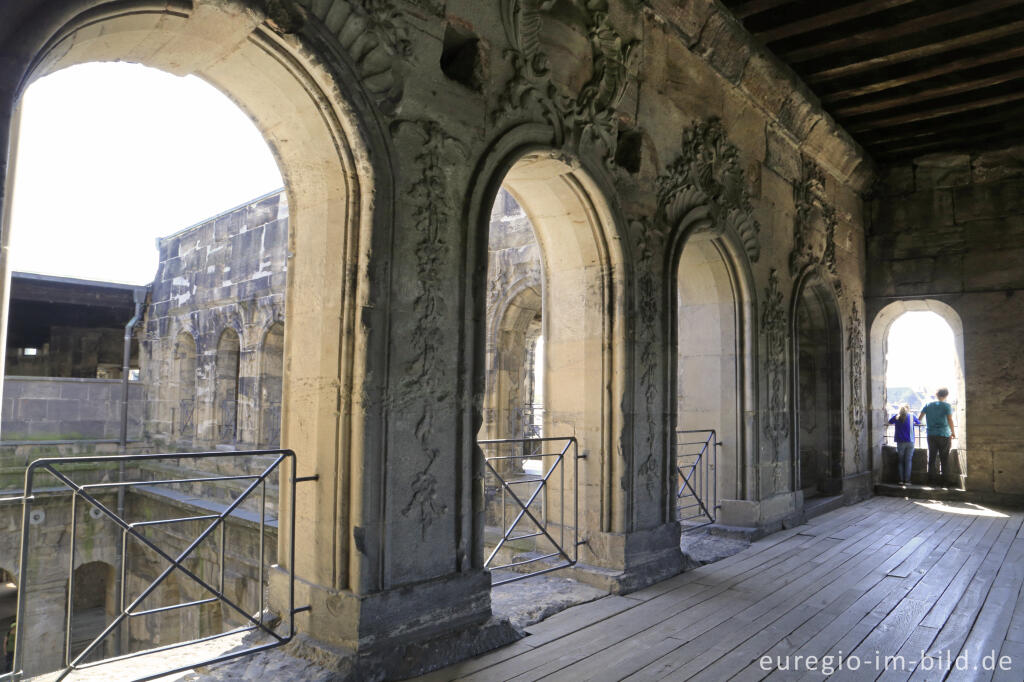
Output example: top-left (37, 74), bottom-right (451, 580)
top-left (418, 496), bottom-right (1024, 681)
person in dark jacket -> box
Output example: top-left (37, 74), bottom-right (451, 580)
top-left (889, 404), bottom-right (920, 485)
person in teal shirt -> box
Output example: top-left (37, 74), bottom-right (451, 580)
top-left (919, 388), bottom-right (956, 485)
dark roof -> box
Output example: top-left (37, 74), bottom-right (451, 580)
top-left (722, 0), bottom-right (1024, 162)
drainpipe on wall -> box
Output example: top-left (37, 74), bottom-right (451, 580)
top-left (119, 287), bottom-right (148, 452)
top-left (115, 285), bottom-right (147, 656)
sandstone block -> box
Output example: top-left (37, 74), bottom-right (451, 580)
top-left (914, 152), bottom-right (970, 189)
top-left (764, 127), bottom-right (800, 184)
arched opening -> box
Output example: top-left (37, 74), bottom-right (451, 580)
top-left (258, 322), bottom-right (284, 449)
top-left (1, 0), bottom-right (382, 665)
top-left (0, 568), bottom-right (15, 675)
top-left (173, 332), bottom-right (198, 443)
top-left (481, 188), bottom-right (544, 447)
top-left (476, 148), bottom-right (627, 582)
top-left (69, 561), bottom-right (115, 663)
top-left (869, 300), bottom-right (967, 486)
top-left (674, 236), bottom-right (741, 522)
top-left (213, 328), bottom-right (241, 444)
top-left (794, 273), bottom-right (844, 499)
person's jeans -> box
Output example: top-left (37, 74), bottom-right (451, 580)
top-left (927, 435), bottom-right (951, 482)
top-left (896, 441), bottom-right (914, 483)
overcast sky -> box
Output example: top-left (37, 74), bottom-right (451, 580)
top-left (9, 62), bottom-right (282, 285)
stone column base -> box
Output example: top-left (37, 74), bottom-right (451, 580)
top-left (567, 522), bottom-right (684, 594)
top-left (268, 567), bottom-right (520, 678)
top-left (715, 494), bottom-right (803, 537)
top-left (842, 471), bottom-right (873, 503)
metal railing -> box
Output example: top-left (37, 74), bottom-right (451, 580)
top-left (883, 419), bottom-right (961, 449)
top-left (178, 399), bottom-right (195, 436)
top-left (676, 429), bottom-right (718, 529)
top-left (1, 448), bottom-right (313, 682)
top-left (480, 436), bottom-right (583, 585)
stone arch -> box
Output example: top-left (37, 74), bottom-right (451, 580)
top-left (667, 226), bottom-right (758, 510)
top-left (869, 299), bottom-right (967, 467)
top-left (69, 560), bottom-right (116, 662)
top-left (0, 566), bottom-right (16, 655)
top-left (0, 0), bottom-right (389, 641)
top-left (482, 279), bottom-right (543, 443)
top-left (790, 267), bottom-right (844, 498)
top-left (173, 331), bottom-right (198, 441)
top-left (258, 321), bottom-right (284, 449)
top-left (214, 327), bottom-right (241, 444)
top-left (467, 124), bottom-right (631, 575)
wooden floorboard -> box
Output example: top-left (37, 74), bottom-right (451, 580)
top-left (414, 497), bottom-right (1024, 681)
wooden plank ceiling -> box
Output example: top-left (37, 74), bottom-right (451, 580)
top-left (721, 0), bottom-right (1024, 162)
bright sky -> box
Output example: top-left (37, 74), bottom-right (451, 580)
top-left (10, 62), bottom-right (283, 285)
top-left (886, 311), bottom-right (958, 402)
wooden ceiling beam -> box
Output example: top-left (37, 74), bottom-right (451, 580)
top-left (877, 124), bottom-right (1024, 159)
top-left (834, 67), bottom-right (1024, 117)
top-left (848, 89), bottom-right (1024, 132)
top-left (754, 0), bottom-right (917, 43)
top-left (822, 45), bottom-right (1024, 103)
top-left (806, 20), bottom-right (1024, 84)
top-left (858, 102), bottom-right (1024, 146)
top-left (783, 0), bottom-right (1024, 64)
top-left (729, 0), bottom-right (795, 20)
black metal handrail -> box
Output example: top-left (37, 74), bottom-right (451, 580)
top-left (676, 429), bottom-right (718, 529)
top-left (1, 448), bottom-right (312, 682)
top-left (480, 436), bottom-right (582, 584)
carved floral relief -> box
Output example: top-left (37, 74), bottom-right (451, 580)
top-left (392, 119), bottom-right (467, 537)
top-left (790, 158), bottom-right (842, 297)
top-left (495, 0), bottom-right (639, 168)
top-left (848, 301), bottom-right (865, 473)
top-left (761, 270), bottom-right (789, 485)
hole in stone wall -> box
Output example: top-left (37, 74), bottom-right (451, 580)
top-left (614, 128), bottom-right (643, 174)
top-left (441, 23), bottom-right (484, 92)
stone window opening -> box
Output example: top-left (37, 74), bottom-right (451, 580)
top-left (870, 300), bottom-right (967, 488)
top-left (173, 332), bottom-right (198, 442)
top-left (68, 561), bottom-right (116, 663)
top-left (214, 328), bottom-right (241, 445)
top-left (258, 322), bottom-right (284, 449)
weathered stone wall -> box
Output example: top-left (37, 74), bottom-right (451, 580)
top-left (869, 146), bottom-right (1024, 498)
top-left (0, 0), bottom-right (877, 671)
top-left (0, 377), bottom-right (142, 441)
top-left (141, 190), bottom-right (286, 452)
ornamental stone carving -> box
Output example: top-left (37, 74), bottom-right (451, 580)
top-left (790, 158), bottom-right (841, 296)
top-left (495, 0), bottom-right (639, 168)
top-left (392, 119), bottom-right (466, 536)
top-left (761, 269), bottom-right (788, 470)
top-left (848, 301), bottom-right (865, 473)
top-left (656, 118), bottom-right (761, 263)
top-left (631, 216), bottom-right (668, 497)
top-left (296, 0), bottom-right (411, 112)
